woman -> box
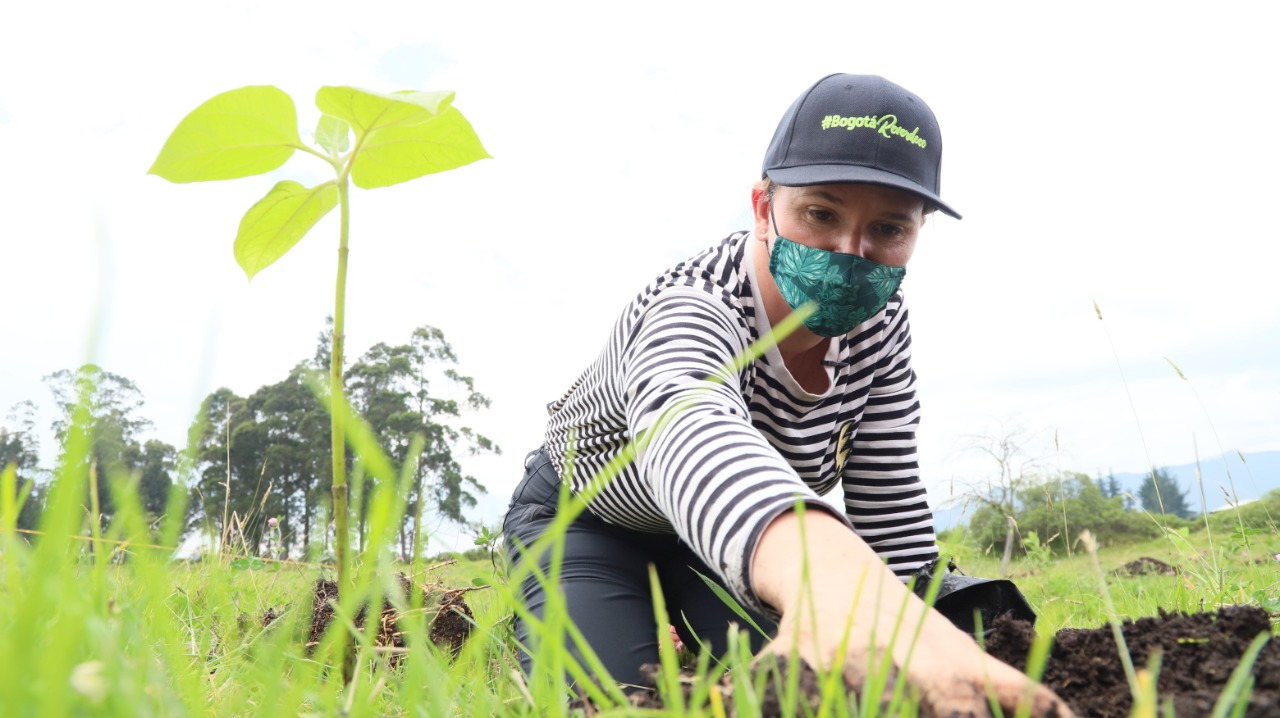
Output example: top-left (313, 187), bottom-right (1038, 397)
top-left (504, 73), bottom-right (1069, 716)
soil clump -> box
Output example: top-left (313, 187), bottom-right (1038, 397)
top-left (428, 588), bottom-right (476, 656)
top-left (1111, 556), bottom-right (1179, 577)
top-left (986, 604), bottom-right (1280, 717)
top-left (263, 572), bottom-right (476, 666)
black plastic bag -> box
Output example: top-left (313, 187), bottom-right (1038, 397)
top-left (911, 558), bottom-right (1037, 638)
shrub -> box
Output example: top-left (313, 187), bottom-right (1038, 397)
top-left (1203, 489), bottom-right (1280, 533)
top-left (954, 472), bottom-right (1169, 556)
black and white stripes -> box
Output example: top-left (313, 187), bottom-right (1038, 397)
top-left (543, 231), bottom-right (937, 614)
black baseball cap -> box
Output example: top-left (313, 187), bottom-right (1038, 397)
top-left (762, 74), bottom-right (960, 219)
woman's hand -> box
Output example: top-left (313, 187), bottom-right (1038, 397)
top-left (752, 510), bottom-right (1072, 717)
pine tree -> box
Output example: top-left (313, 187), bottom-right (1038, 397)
top-left (1139, 467), bottom-right (1192, 518)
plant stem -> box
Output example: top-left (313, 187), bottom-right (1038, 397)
top-left (88, 459), bottom-right (106, 585)
top-left (1093, 301), bottom-right (1166, 515)
top-left (222, 402), bottom-right (231, 556)
top-left (331, 173), bottom-right (352, 681)
top-left (1081, 530), bottom-right (1140, 698)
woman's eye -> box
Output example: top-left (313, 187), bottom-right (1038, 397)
top-left (876, 223), bottom-right (905, 237)
top-left (807, 208), bottom-right (835, 223)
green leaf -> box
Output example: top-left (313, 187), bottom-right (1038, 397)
top-left (350, 106), bottom-right (490, 189)
top-left (235, 180), bottom-right (338, 280)
top-left (315, 86), bottom-right (454, 135)
top-left (315, 114), bottom-right (350, 155)
top-left (689, 567), bottom-right (769, 639)
top-left (149, 86), bottom-right (301, 183)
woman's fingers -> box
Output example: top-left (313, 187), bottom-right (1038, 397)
top-left (839, 654), bottom-right (902, 714)
top-left (756, 635), bottom-right (900, 712)
top-left (915, 679), bottom-right (989, 717)
top-left (757, 637), bottom-right (1073, 718)
top-left (974, 655), bottom-right (1074, 718)
top-left (913, 656), bottom-right (1074, 718)
top-left (1027, 685), bottom-right (1074, 718)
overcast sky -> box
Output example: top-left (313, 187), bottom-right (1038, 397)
top-left (3, 1), bottom-right (1277, 545)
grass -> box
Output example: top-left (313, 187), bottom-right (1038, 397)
top-left (0, 540), bottom-right (523, 716)
top-left (943, 525), bottom-right (1280, 635)
top-left (4, 511), bottom-right (1277, 717)
top-left (3, 437), bottom-right (1279, 717)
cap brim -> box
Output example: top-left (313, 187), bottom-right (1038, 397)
top-left (766, 165), bottom-right (962, 219)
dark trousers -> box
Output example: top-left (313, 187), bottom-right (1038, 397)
top-left (502, 447), bottom-right (776, 688)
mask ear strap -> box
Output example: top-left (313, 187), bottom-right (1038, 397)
top-left (766, 200), bottom-right (786, 258)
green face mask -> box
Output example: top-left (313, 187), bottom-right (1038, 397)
top-left (767, 215), bottom-right (906, 338)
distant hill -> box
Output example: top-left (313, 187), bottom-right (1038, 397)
top-left (1109, 450), bottom-right (1280, 512)
top-left (933, 450), bottom-right (1280, 531)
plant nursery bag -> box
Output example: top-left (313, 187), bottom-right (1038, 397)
top-left (911, 558), bottom-right (1037, 638)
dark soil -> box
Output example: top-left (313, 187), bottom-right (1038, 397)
top-left (986, 604), bottom-right (1280, 717)
top-left (264, 573), bottom-right (476, 666)
top-left (1111, 556), bottom-right (1180, 577)
top-left (428, 588), bottom-right (476, 657)
top-left (576, 605), bottom-right (1278, 717)
top-left (574, 657), bottom-right (849, 717)
top-left (629, 657), bottom-right (833, 715)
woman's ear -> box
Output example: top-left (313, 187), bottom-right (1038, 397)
top-left (751, 185), bottom-right (772, 240)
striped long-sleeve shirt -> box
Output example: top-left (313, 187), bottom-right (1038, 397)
top-left (543, 231), bottom-right (938, 615)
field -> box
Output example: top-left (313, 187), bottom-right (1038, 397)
top-left (939, 529), bottom-right (1280, 636)
top-left (3, 479), bottom-right (1278, 718)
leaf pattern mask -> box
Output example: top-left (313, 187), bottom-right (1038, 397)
top-left (768, 234), bottom-right (905, 337)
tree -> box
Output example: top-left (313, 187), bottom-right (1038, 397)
top-left (1018, 472), bottom-right (1160, 552)
top-left (1, 401), bottom-right (44, 532)
top-left (189, 322), bottom-right (498, 560)
top-left (191, 387), bottom-right (260, 551)
top-left (193, 378), bottom-right (330, 558)
top-left (951, 423), bottom-right (1047, 576)
top-left (967, 470), bottom-right (1164, 558)
top-left (130, 439), bottom-right (178, 525)
top-left (346, 325), bottom-right (499, 559)
top-left (1, 401), bottom-right (40, 474)
top-left (1139, 467), bottom-right (1192, 518)
top-left (1096, 471), bottom-right (1123, 500)
top-left (247, 364), bottom-right (331, 558)
top-left (44, 365), bottom-right (154, 523)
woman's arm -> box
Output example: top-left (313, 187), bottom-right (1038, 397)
top-left (752, 509), bottom-right (1072, 717)
top-left (619, 287), bottom-right (850, 615)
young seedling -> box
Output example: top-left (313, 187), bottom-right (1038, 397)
top-left (149, 84), bottom-right (488, 680)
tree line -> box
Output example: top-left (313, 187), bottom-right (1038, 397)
top-left (953, 426), bottom-right (1205, 571)
top-left (0, 322), bottom-right (498, 560)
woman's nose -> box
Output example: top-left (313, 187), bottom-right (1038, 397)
top-left (834, 232), bottom-right (865, 257)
